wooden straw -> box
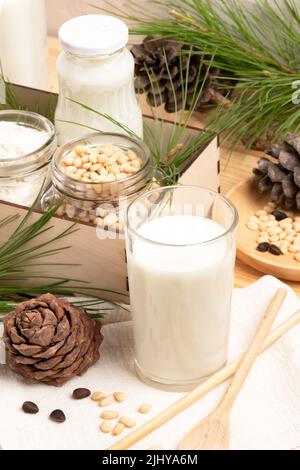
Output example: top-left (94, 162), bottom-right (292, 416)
top-left (109, 307), bottom-right (300, 450)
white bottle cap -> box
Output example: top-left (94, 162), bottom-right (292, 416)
top-left (58, 15), bottom-right (129, 57)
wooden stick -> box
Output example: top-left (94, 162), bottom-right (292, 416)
top-left (218, 288), bottom-right (286, 412)
top-left (109, 299), bottom-right (300, 450)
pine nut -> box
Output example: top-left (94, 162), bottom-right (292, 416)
top-left (259, 214), bottom-right (269, 222)
top-left (101, 411), bottom-right (119, 420)
top-left (116, 173), bottom-right (127, 180)
top-left (65, 165), bottom-right (77, 175)
top-left (256, 210), bottom-right (268, 217)
top-left (131, 159), bottom-right (142, 169)
top-left (90, 172), bottom-right (101, 182)
top-left (265, 220), bottom-right (277, 228)
top-left (260, 231), bottom-right (269, 239)
top-left (91, 391), bottom-right (106, 401)
top-left (247, 221), bottom-right (259, 231)
top-left (63, 155), bottom-right (74, 165)
top-left (117, 156), bottom-right (128, 165)
top-left (119, 417), bottom-right (136, 428)
top-left (128, 150), bottom-right (138, 160)
top-left (75, 145), bottom-right (85, 155)
top-left (279, 232), bottom-right (287, 240)
top-left (293, 222), bottom-right (300, 232)
top-left (112, 423), bottom-right (125, 436)
top-left (100, 420), bottom-right (111, 434)
top-left (257, 236), bottom-right (268, 243)
top-left (89, 154), bottom-right (98, 164)
top-left (82, 162), bottom-right (92, 170)
top-left (65, 205), bottom-right (76, 219)
top-left (74, 157), bottom-right (82, 168)
top-left (295, 253), bottom-right (300, 262)
top-left (259, 222), bottom-right (268, 231)
top-left (113, 392), bottom-right (127, 403)
top-left (138, 404), bottom-right (151, 414)
top-left (103, 213), bottom-right (119, 227)
top-left (285, 234), bottom-right (294, 243)
top-left (289, 245), bottom-right (300, 253)
top-left (90, 163), bottom-right (102, 172)
top-left (99, 395), bottom-right (114, 407)
top-left (279, 243), bottom-right (288, 255)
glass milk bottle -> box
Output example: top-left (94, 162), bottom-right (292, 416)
top-left (55, 15), bottom-right (143, 145)
top-left (126, 186), bottom-right (238, 391)
top-left (0, 0), bottom-right (48, 90)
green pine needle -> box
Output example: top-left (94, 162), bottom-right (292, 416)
top-left (98, 0), bottom-right (300, 146)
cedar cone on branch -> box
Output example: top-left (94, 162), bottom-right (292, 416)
top-left (132, 36), bottom-right (234, 113)
top-left (253, 134), bottom-right (300, 210)
top-left (3, 293), bottom-right (103, 386)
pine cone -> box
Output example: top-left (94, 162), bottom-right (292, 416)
top-left (253, 134), bottom-right (300, 210)
top-left (3, 293), bottom-right (103, 386)
top-left (132, 36), bottom-right (234, 113)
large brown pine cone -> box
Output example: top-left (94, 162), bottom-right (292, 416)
top-left (3, 293), bottom-right (103, 386)
top-left (132, 36), bottom-right (234, 113)
top-left (253, 134), bottom-right (300, 210)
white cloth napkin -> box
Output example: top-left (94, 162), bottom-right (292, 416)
top-left (1, 275), bottom-right (300, 450)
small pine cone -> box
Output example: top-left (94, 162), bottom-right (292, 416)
top-left (3, 293), bottom-right (103, 386)
top-left (132, 36), bottom-right (234, 113)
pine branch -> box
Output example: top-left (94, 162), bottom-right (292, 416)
top-left (110, 0), bottom-right (300, 146)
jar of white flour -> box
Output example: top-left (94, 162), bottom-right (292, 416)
top-left (0, 110), bottom-right (56, 206)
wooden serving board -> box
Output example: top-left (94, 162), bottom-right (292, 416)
top-left (227, 178), bottom-right (300, 282)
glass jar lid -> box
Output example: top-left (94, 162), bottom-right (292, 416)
top-left (58, 15), bottom-right (129, 57)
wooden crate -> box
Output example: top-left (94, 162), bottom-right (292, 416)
top-left (0, 85), bottom-right (220, 302)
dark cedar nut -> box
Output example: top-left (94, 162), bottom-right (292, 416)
top-left (269, 244), bottom-right (282, 256)
top-left (49, 409), bottom-right (66, 423)
top-left (256, 242), bottom-right (270, 253)
top-left (271, 210), bottom-right (288, 221)
top-left (22, 401), bottom-right (39, 414)
top-left (72, 388), bottom-right (91, 399)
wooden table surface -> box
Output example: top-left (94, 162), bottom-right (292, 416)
top-left (47, 37), bottom-right (300, 295)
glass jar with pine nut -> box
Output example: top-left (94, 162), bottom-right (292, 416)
top-left (41, 132), bottom-right (159, 236)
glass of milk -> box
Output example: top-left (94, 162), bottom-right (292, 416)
top-left (125, 185), bottom-right (238, 391)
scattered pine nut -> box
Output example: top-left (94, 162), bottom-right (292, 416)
top-left (138, 404), bottom-right (151, 414)
top-left (100, 420), bottom-right (111, 434)
top-left (101, 410), bottom-right (119, 420)
top-left (99, 395), bottom-right (114, 407)
top-left (112, 423), bottom-right (125, 436)
top-left (91, 391), bottom-right (106, 401)
top-left (113, 392), bottom-right (127, 403)
top-left (119, 416), bottom-right (136, 428)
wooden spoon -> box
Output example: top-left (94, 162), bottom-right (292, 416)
top-left (178, 287), bottom-right (287, 450)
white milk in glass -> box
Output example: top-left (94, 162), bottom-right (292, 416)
top-left (127, 215), bottom-right (235, 386)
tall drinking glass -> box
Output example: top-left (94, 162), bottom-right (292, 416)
top-left (125, 185), bottom-right (238, 391)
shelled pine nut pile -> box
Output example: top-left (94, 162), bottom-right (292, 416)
top-left (54, 143), bottom-right (148, 229)
top-left (246, 201), bottom-right (300, 261)
top-left (60, 144), bottom-right (143, 182)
